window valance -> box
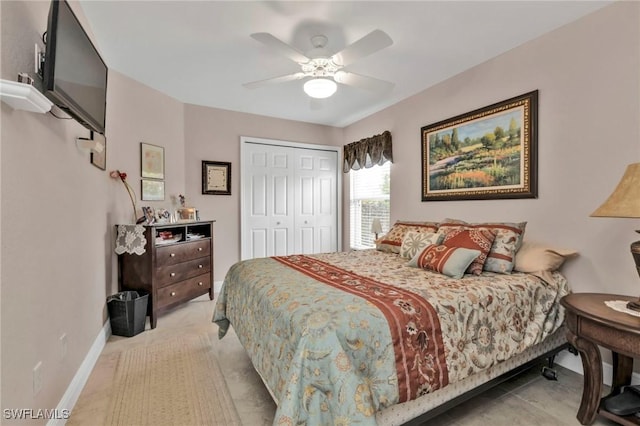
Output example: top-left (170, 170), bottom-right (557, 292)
top-left (343, 130), bottom-right (393, 173)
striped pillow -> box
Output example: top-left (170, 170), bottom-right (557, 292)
top-left (407, 244), bottom-right (481, 279)
top-left (442, 228), bottom-right (497, 275)
top-left (439, 219), bottom-right (527, 273)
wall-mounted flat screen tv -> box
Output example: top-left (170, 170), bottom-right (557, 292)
top-left (43, 0), bottom-right (107, 135)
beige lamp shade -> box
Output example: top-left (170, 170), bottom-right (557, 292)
top-left (591, 163), bottom-right (640, 218)
top-left (371, 218), bottom-right (383, 234)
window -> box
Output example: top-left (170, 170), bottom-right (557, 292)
top-left (349, 162), bottom-right (390, 249)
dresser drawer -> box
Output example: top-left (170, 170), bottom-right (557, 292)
top-left (156, 240), bottom-right (210, 266)
top-left (156, 256), bottom-right (211, 286)
top-left (156, 273), bottom-right (211, 309)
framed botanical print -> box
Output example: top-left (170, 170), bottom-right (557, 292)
top-left (141, 179), bottom-right (165, 201)
top-left (202, 161), bottom-right (231, 195)
top-left (140, 142), bottom-right (164, 179)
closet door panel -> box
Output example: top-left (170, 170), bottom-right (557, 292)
top-left (243, 139), bottom-right (338, 259)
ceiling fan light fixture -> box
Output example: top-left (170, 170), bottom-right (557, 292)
top-left (303, 78), bottom-right (337, 99)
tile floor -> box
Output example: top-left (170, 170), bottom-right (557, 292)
top-left (69, 295), bottom-right (619, 425)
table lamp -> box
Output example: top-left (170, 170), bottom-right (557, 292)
top-left (371, 218), bottom-right (383, 240)
top-left (591, 163), bottom-right (640, 310)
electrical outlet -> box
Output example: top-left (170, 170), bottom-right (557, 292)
top-left (59, 333), bottom-right (68, 360)
top-left (33, 362), bottom-right (43, 395)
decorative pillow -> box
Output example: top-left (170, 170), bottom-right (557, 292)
top-left (407, 244), bottom-right (481, 279)
top-left (439, 219), bottom-right (527, 274)
top-left (514, 241), bottom-right (578, 273)
top-left (442, 228), bottom-right (497, 275)
top-left (400, 231), bottom-right (444, 259)
top-left (376, 221), bottom-right (439, 254)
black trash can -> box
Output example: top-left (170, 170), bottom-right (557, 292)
top-left (107, 291), bottom-right (148, 337)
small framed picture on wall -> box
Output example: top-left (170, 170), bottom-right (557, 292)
top-left (202, 161), bottom-right (231, 195)
top-left (141, 179), bottom-right (165, 201)
top-left (140, 142), bottom-right (164, 179)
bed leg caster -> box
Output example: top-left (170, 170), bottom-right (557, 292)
top-left (541, 366), bottom-right (558, 381)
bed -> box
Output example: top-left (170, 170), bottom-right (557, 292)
top-left (213, 235), bottom-right (570, 426)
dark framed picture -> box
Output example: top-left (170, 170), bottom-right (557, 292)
top-left (421, 90), bottom-right (538, 201)
top-left (90, 132), bottom-right (106, 170)
top-left (140, 142), bottom-right (164, 179)
top-left (141, 179), bottom-right (165, 201)
top-left (202, 161), bottom-right (231, 195)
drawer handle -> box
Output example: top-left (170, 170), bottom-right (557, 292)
top-left (170, 272), bottom-right (176, 277)
top-left (198, 247), bottom-right (203, 252)
top-left (170, 292), bottom-right (176, 297)
top-left (198, 264), bottom-right (203, 269)
top-left (170, 253), bottom-right (176, 257)
top-left (198, 282), bottom-right (203, 286)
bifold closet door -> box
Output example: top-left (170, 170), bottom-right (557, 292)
top-left (242, 143), bottom-right (294, 260)
top-left (293, 149), bottom-right (338, 254)
top-left (242, 140), bottom-right (338, 260)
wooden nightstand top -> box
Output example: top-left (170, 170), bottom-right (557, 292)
top-left (561, 293), bottom-right (640, 337)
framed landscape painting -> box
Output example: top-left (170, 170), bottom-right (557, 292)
top-left (421, 90), bottom-right (538, 201)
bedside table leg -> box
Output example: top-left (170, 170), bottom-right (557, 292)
top-left (610, 351), bottom-right (633, 395)
top-left (568, 331), bottom-right (603, 425)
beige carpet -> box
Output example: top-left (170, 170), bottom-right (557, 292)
top-left (104, 333), bottom-right (241, 426)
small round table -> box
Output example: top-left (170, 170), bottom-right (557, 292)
top-left (561, 293), bottom-right (640, 425)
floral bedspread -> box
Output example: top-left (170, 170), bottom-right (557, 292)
top-left (212, 249), bottom-right (568, 426)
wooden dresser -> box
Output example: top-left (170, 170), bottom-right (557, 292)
top-left (117, 220), bottom-right (215, 328)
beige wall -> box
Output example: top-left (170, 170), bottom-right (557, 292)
top-left (184, 105), bottom-right (343, 281)
top-left (0, 1), bottom-right (186, 419)
top-left (1, 0), bottom-right (638, 420)
top-left (343, 0), bottom-right (640, 297)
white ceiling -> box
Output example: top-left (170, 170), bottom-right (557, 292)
top-left (79, 1), bottom-right (610, 127)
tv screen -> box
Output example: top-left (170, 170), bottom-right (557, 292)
top-left (43, 0), bottom-right (107, 134)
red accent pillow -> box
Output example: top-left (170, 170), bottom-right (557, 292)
top-left (442, 228), bottom-right (497, 275)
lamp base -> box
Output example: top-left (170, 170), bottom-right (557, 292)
top-left (632, 234), bottom-right (640, 279)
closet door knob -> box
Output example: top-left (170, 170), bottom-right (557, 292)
top-left (304, 220), bottom-right (308, 224)
top-left (276, 221), bottom-right (281, 225)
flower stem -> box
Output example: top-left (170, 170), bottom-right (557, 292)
top-left (122, 180), bottom-right (137, 223)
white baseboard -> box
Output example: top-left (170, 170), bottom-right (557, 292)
top-left (556, 349), bottom-right (640, 386)
top-left (47, 320), bottom-right (111, 426)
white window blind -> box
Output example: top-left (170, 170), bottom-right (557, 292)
top-left (349, 162), bottom-right (390, 249)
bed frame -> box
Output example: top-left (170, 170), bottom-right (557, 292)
top-left (400, 342), bottom-right (574, 425)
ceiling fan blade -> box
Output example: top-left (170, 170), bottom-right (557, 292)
top-left (332, 29), bottom-right (393, 66)
top-left (250, 32), bottom-right (311, 64)
top-left (334, 71), bottom-right (394, 92)
top-left (243, 73), bottom-right (305, 89)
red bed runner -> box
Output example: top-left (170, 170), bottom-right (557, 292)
top-left (274, 255), bottom-right (449, 402)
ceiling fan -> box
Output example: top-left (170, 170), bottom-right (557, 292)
top-left (243, 29), bottom-right (394, 99)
